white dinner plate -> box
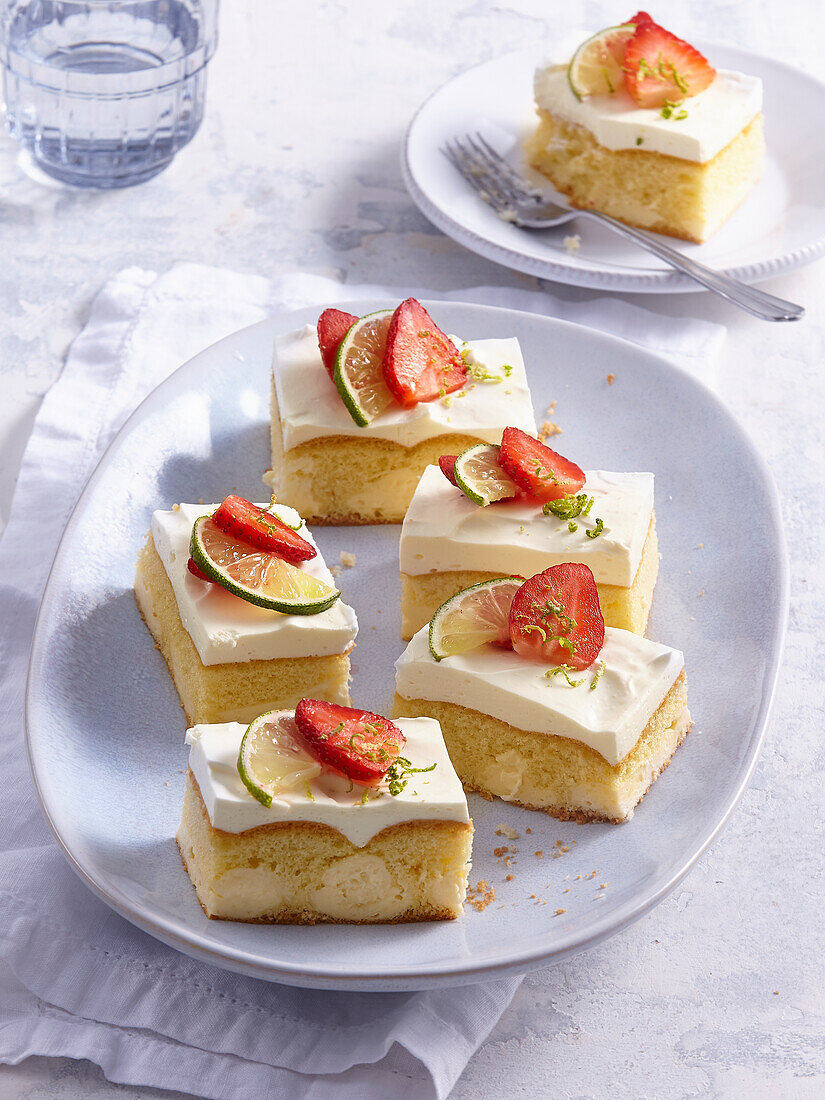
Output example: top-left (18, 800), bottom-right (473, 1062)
top-left (26, 302), bottom-right (787, 990)
top-left (403, 44), bottom-right (825, 292)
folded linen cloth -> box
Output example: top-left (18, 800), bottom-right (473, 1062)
top-left (0, 263), bottom-right (725, 1099)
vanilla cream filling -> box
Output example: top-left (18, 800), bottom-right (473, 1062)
top-left (151, 503), bottom-right (358, 665)
top-left (534, 64), bottom-right (762, 162)
top-left (400, 466), bottom-right (653, 586)
top-left (273, 325), bottom-right (536, 450)
top-left (395, 627), bottom-right (684, 766)
top-left (186, 715), bottom-right (470, 845)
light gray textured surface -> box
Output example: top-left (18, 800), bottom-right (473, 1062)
top-left (1, 0), bottom-right (823, 1096)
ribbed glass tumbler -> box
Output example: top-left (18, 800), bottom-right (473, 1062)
top-left (0, 0), bottom-right (219, 188)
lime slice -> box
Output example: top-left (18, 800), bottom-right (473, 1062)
top-left (567, 23), bottom-right (635, 100)
top-left (429, 576), bottom-right (523, 662)
top-left (333, 309), bottom-right (395, 426)
top-left (453, 443), bottom-right (520, 506)
top-left (190, 516), bottom-right (340, 615)
top-left (238, 711), bottom-right (322, 807)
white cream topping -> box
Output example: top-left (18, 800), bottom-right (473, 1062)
top-left (534, 64), bottom-right (762, 162)
top-left (186, 715), bottom-right (470, 845)
top-left (273, 325), bottom-right (536, 450)
top-left (151, 503), bottom-right (358, 665)
top-left (395, 627), bottom-right (684, 766)
top-left (400, 466), bottom-right (653, 586)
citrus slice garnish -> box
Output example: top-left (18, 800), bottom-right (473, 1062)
top-left (237, 711), bottom-right (322, 807)
top-left (567, 23), bottom-right (636, 100)
top-left (453, 442), bottom-right (520, 506)
top-left (189, 516), bottom-right (340, 615)
top-left (333, 309), bottom-right (395, 426)
top-left (428, 576), bottom-right (523, 662)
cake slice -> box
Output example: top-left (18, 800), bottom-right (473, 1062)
top-left (135, 499), bottom-right (357, 725)
top-left (393, 564), bottom-right (691, 823)
top-left (527, 13), bottom-right (763, 242)
top-left (266, 299), bottom-right (536, 524)
top-left (177, 702), bottom-right (473, 923)
top-left (400, 457), bottom-right (658, 640)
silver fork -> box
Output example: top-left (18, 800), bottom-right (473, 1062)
top-left (444, 133), bottom-right (804, 322)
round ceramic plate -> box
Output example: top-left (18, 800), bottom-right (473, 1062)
top-left (26, 302), bottom-right (787, 991)
top-left (403, 44), bottom-right (825, 292)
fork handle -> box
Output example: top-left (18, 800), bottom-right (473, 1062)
top-left (583, 211), bottom-right (804, 322)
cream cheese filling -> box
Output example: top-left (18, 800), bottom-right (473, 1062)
top-left (273, 325), bottom-right (536, 450)
top-left (400, 466), bottom-right (653, 586)
top-left (151, 503), bottom-right (358, 665)
top-left (187, 715), bottom-right (470, 845)
top-left (534, 64), bottom-right (762, 162)
top-left (395, 626), bottom-right (684, 766)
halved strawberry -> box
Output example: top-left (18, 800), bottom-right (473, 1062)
top-left (382, 299), bottom-right (467, 407)
top-left (187, 558), bottom-right (213, 582)
top-left (294, 699), bottom-right (405, 785)
top-left (439, 454), bottom-right (459, 487)
top-left (211, 495), bottom-right (316, 562)
top-left (509, 563), bottom-right (605, 670)
top-left (318, 308), bottom-right (358, 378)
top-left (623, 17), bottom-right (715, 108)
top-left (498, 427), bottom-right (585, 503)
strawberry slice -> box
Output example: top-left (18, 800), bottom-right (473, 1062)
top-left (498, 427), bottom-right (585, 503)
top-left (439, 454), bottom-right (459, 487)
top-left (294, 699), bottom-right (405, 785)
top-left (623, 17), bottom-right (715, 108)
top-left (187, 558), bottom-right (213, 582)
top-left (509, 563), bottom-right (605, 670)
top-left (317, 308), bottom-right (358, 378)
top-left (211, 495), bottom-right (316, 562)
top-left (382, 298), bottom-right (467, 407)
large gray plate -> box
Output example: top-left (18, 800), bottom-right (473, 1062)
top-left (26, 302), bottom-right (787, 991)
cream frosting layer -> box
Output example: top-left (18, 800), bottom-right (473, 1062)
top-left (395, 627), bottom-right (684, 766)
top-left (534, 64), bottom-right (762, 162)
top-left (400, 466), bottom-right (653, 586)
top-left (151, 503), bottom-right (358, 665)
top-left (273, 325), bottom-right (536, 450)
top-left (186, 715), bottom-right (470, 845)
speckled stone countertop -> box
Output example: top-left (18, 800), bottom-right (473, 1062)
top-left (1, 1), bottom-right (823, 1097)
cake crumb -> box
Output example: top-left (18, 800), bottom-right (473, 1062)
top-left (600, 883), bottom-right (609, 889)
top-left (697, 543), bottom-right (705, 549)
top-left (495, 824), bottom-right (519, 839)
top-left (535, 850), bottom-right (544, 858)
top-left (699, 588), bottom-right (705, 596)
top-left (340, 551), bottom-right (356, 568)
top-left (505, 873), bottom-right (514, 882)
top-left (555, 908), bottom-right (567, 916)
top-left (329, 565), bottom-right (342, 577)
top-left (545, 401), bottom-right (557, 416)
top-left (539, 419), bottom-right (563, 442)
top-left (467, 880), bottom-right (496, 912)
top-left (172, 503), bottom-right (181, 512)
top-left (165, 780), bottom-right (170, 788)
top-left (493, 846), bottom-right (510, 857)
top-left (525, 828), bottom-right (531, 834)
top-left (606, 373), bottom-right (616, 385)
top-left (563, 234), bottom-right (581, 254)
top-left (596, 893), bottom-right (605, 900)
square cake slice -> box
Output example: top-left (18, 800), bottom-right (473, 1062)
top-left (400, 466), bottom-right (658, 639)
top-left (135, 503), bottom-right (357, 725)
top-left (527, 62), bottom-right (763, 243)
top-left (267, 323), bottom-right (536, 525)
top-left (178, 714), bottom-right (473, 923)
top-left (393, 625), bottom-right (691, 824)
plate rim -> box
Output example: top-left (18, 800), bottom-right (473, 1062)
top-left (25, 300), bottom-right (789, 990)
top-left (402, 41), bottom-right (825, 293)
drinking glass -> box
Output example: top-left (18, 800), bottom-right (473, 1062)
top-left (0, 0), bottom-right (219, 188)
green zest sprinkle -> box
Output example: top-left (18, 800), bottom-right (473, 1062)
top-left (360, 788), bottom-right (371, 805)
top-left (661, 99), bottom-right (689, 121)
top-left (545, 664), bottom-right (584, 688)
top-left (590, 659), bottom-right (606, 691)
top-left (543, 493), bottom-right (590, 520)
top-left (305, 781), bottom-right (315, 802)
top-left (385, 756), bottom-right (437, 797)
top-left (467, 361), bottom-right (506, 384)
top-left (582, 496), bottom-right (594, 517)
top-left (601, 66), bottom-right (615, 94)
top-left (521, 623), bottom-right (548, 643)
top-left (557, 636), bottom-right (575, 656)
top-left (503, 363), bottom-right (513, 377)
top-left (585, 518), bottom-right (604, 539)
top-left (636, 136), bottom-right (644, 146)
top-left (568, 520), bottom-right (578, 532)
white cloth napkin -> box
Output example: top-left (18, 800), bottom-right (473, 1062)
top-left (0, 263), bottom-right (725, 1099)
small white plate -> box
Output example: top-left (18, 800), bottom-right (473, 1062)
top-left (403, 44), bottom-right (825, 292)
top-left (26, 302), bottom-right (787, 990)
